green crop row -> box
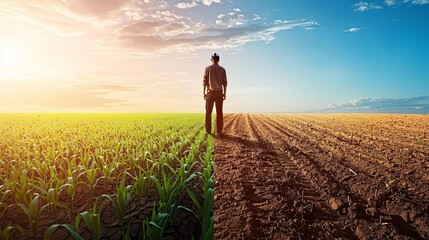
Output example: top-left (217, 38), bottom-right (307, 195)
top-left (0, 114), bottom-right (214, 240)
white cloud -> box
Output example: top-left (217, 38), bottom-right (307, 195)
top-left (201, 0), bottom-right (222, 6)
top-left (412, 0), bottom-right (429, 5)
top-left (118, 20), bottom-right (318, 52)
top-left (344, 27), bottom-right (361, 32)
top-left (215, 19), bottom-right (223, 25)
top-left (215, 10), bottom-right (249, 27)
top-left (353, 2), bottom-right (383, 11)
top-left (0, 1), bottom-right (317, 54)
top-left (175, 1), bottom-right (198, 9)
top-left (354, 0), bottom-right (429, 11)
top-left (384, 0), bottom-right (397, 5)
top-left (320, 96), bottom-right (429, 113)
top-left (175, 0), bottom-right (222, 9)
top-left (253, 14), bottom-right (261, 20)
top-left (232, 14), bottom-right (245, 26)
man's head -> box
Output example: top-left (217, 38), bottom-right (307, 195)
top-left (211, 53), bottom-right (220, 63)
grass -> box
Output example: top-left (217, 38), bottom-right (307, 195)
top-left (0, 113), bottom-right (214, 239)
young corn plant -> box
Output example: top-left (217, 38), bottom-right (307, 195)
top-left (185, 178), bottom-right (214, 239)
top-left (151, 164), bottom-right (198, 229)
top-left (129, 165), bottom-right (151, 203)
top-left (202, 135), bottom-right (215, 240)
top-left (76, 201), bottom-right (102, 240)
top-left (100, 159), bottom-right (117, 189)
top-left (184, 133), bottom-right (215, 240)
top-left (45, 187), bottom-right (67, 221)
top-left (17, 195), bottom-right (49, 239)
top-left (43, 223), bottom-right (84, 240)
top-left (0, 225), bottom-right (24, 240)
top-left (142, 205), bottom-right (169, 240)
top-left (44, 210), bottom-right (88, 240)
top-left (176, 158), bottom-right (197, 185)
top-left (29, 182), bottom-right (67, 221)
top-left (0, 187), bottom-right (11, 219)
top-left (77, 161), bottom-right (101, 199)
top-left (61, 176), bottom-right (77, 217)
top-left (150, 167), bottom-right (181, 216)
top-left (9, 168), bottom-right (32, 204)
top-left (102, 180), bottom-right (132, 235)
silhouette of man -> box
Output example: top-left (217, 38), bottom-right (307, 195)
top-left (203, 53), bottom-right (227, 135)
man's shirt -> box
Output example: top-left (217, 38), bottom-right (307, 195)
top-left (203, 63), bottom-right (227, 91)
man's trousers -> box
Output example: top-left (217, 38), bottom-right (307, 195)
top-left (205, 90), bottom-right (224, 134)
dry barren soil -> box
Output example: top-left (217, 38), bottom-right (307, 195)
top-left (214, 114), bottom-right (429, 240)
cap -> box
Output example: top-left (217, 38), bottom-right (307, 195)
top-left (211, 53), bottom-right (220, 59)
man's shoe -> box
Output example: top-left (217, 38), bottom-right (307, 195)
top-left (215, 132), bottom-right (224, 137)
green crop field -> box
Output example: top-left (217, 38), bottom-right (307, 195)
top-left (0, 114), bottom-right (214, 240)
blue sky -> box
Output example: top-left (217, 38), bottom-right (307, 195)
top-left (221, 0), bottom-right (429, 112)
top-left (0, 0), bottom-right (428, 113)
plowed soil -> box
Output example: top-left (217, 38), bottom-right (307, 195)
top-left (214, 114), bottom-right (429, 240)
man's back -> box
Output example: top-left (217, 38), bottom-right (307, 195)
top-left (204, 63), bottom-right (227, 91)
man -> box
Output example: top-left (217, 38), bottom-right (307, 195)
top-left (203, 53), bottom-right (227, 135)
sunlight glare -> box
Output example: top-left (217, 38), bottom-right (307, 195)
top-left (1, 43), bottom-right (22, 69)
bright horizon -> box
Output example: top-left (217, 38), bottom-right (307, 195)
top-left (0, 0), bottom-right (428, 113)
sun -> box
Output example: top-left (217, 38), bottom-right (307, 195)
top-left (1, 43), bottom-right (22, 69)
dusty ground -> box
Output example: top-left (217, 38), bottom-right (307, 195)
top-left (214, 114), bottom-right (429, 240)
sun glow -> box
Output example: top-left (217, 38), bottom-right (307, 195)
top-left (1, 42), bottom-right (22, 69)
top-left (0, 42), bottom-right (24, 80)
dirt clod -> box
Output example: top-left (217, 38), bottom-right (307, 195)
top-left (367, 197), bottom-right (377, 207)
top-left (329, 197), bottom-right (345, 211)
top-left (365, 207), bottom-right (377, 217)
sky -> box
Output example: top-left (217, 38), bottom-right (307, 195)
top-left (0, 0), bottom-right (428, 113)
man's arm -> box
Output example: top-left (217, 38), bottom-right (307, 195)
top-left (222, 69), bottom-right (227, 100)
top-left (203, 67), bottom-right (208, 100)
top-left (223, 85), bottom-right (227, 100)
top-left (203, 85), bottom-right (207, 100)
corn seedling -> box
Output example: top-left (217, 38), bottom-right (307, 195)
top-left (43, 223), bottom-right (84, 240)
top-left (142, 205), bottom-right (169, 240)
top-left (0, 188), bottom-right (11, 218)
top-left (29, 183), bottom-right (67, 221)
top-left (17, 195), bottom-right (49, 239)
top-left (102, 180), bottom-right (132, 234)
top-left (78, 161), bottom-right (101, 199)
top-left (76, 200), bottom-right (102, 240)
top-left (129, 167), bottom-right (150, 203)
top-left (0, 225), bottom-right (24, 240)
top-left (184, 134), bottom-right (215, 240)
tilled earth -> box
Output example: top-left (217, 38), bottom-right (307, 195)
top-left (214, 114), bottom-right (429, 239)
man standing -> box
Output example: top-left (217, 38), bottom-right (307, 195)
top-left (203, 53), bottom-right (227, 135)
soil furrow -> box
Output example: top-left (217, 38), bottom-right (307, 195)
top-left (267, 114), bottom-right (429, 205)
top-left (257, 114), bottom-right (428, 239)
top-left (290, 115), bottom-right (429, 154)
top-left (215, 114), bottom-right (429, 239)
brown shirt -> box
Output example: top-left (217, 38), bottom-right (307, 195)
top-left (203, 63), bottom-right (227, 91)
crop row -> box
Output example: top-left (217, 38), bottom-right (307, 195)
top-left (0, 114), bottom-right (214, 239)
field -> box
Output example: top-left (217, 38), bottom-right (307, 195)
top-left (2, 113), bottom-right (428, 240)
top-left (0, 114), bottom-right (213, 240)
top-left (215, 114), bottom-right (429, 239)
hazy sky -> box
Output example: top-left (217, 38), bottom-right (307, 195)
top-left (0, 0), bottom-right (428, 113)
